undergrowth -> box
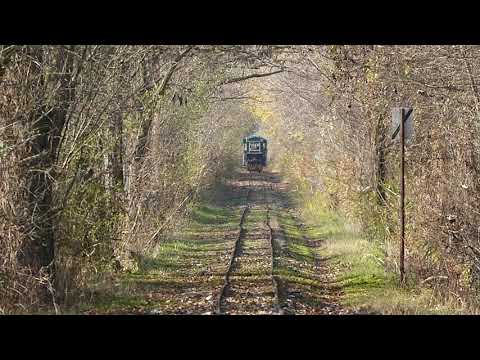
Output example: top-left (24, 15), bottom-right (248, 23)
top-left (289, 184), bottom-right (472, 314)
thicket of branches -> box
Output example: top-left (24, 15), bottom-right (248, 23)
top-left (251, 45), bottom-right (480, 307)
top-left (0, 45), bottom-right (285, 313)
top-left (3, 45), bottom-right (480, 313)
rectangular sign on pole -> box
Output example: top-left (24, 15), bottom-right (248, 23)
top-left (391, 107), bottom-right (414, 285)
top-left (391, 107), bottom-right (414, 142)
top-left (399, 108), bottom-right (406, 284)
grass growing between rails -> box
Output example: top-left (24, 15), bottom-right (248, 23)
top-left (293, 189), bottom-right (470, 315)
top-left (73, 183), bottom-right (246, 314)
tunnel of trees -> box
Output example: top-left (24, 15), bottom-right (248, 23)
top-left (2, 45), bottom-right (480, 313)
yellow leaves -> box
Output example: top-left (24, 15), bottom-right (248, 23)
top-left (459, 266), bottom-right (472, 289)
top-left (250, 105), bottom-right (274, 123)
top-left (246, 85), bottom-right (276, 126)
top-left (288, 130), bottom-right (304, 142)
top-left (246, 95), bottom-right (283, 143)
top-left (365, 67), bottom-right (378, 84)
top-left (248, 95), bottom-right (275, 123)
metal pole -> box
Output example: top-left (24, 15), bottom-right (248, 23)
top-left (399, 108), bottom-right (405, 284)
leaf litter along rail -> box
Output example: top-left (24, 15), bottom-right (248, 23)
top-left (215, 186), bottom-right (251, 314)
top-left (265, 182), bottom-right (284, 315)
top-left (215, 175), bottom-right (284, 315)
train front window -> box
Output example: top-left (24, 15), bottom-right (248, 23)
top-left (249, 142), bottom-right (261, 152)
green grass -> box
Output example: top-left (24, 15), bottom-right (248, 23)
top-left (73, 184), bottom-right (245, 314)
top-left (288, 188), bottom-right (469, 315)
top-left (78, 172), bottom-right (471, 315)
top-left (275, 211), bottom-right (326, 290)
top-left (315, 218), bottom-right (471, 314)
top-left (190, 205), bottom-right (236, 226)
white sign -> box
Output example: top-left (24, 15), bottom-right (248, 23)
top-left (391, 107), bottom-right (414, 142)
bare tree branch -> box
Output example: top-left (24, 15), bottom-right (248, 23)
top-left (219, 69), bottom-right (284, 86)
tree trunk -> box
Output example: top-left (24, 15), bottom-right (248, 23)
top-left (109, 106), bottom-right (125, 191)
top-left (375, 114), bottom-right (387, 206)
top-left (133, 46), bottom-right (194, 163)
top-left (17, 46), bottom-right (75, 304)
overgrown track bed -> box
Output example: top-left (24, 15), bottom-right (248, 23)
top-left (89, 169), bottom-right (350, 315)
top-left (265, 182), bottom-right (284, 315)
top-left (215, 187), bottom-right (251, 314)
top-left (215, 173), bottom-right (283, 315)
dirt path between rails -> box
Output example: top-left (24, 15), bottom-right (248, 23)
top-left (81, 170), bottom-right (357, 315)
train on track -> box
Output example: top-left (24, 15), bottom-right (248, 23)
top-left (242, 135), bottom-right (267, 172)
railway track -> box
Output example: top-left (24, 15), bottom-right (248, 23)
top-left (265, 183), bottom-right (284, 315)
top-left (215, 174), bottom-right (284, 315)
top-left (215, 187), bottom-right (251, 314)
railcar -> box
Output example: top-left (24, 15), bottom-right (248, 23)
top-left (242, 135), bottom-right (267, 172)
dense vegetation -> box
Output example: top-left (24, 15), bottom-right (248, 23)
top-left (2, 45), bottom-right (480, 314)
top-left (252, 46), bottom-right (480, 312)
